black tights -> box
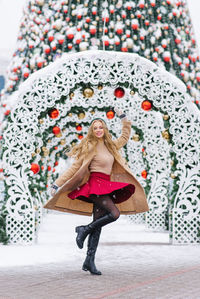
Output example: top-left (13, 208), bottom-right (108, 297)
top-left (90, 195), bottom-right (120, 221)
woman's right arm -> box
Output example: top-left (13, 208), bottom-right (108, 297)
top-left (54, 157), bottom-right (83, 187)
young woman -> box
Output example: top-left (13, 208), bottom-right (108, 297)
top-left (44, 109), bottom-right (149, 275)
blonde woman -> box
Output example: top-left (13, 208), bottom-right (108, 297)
top-left (44, 109), bottom-right (149, 275)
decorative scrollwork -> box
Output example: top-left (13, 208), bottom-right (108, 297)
top-left (2, 50), bottom-right (200, 243)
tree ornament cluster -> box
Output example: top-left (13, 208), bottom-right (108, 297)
top-left (1, 0), bottom-right (200, 110)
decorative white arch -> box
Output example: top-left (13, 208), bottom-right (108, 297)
top-left (2, 50), bottom-right (200, 244)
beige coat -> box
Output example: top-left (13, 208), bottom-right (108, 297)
top-left (44, 120), bottom-right (149, 216)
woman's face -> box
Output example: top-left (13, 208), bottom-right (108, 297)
top-left (92, 120), bottom-right (105, 139)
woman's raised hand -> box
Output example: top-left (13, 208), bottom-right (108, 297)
top-left (114, 108), bottom-right (126, 120)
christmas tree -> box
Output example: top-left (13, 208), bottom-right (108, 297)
top-left (1, 0), bottom-right (200, 106)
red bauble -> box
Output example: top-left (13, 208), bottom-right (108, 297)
top-left (76, 125), bottom-right (82, 131)
top-left (78, 134), bottom-right (83, 139)
top-left (58, 38), bottom-right (64, 44)
top-left (48, 36), bottom-right (54, 42)
top-left (114, 87), bottom-right (125, 98)
top-left (4, 110), bottom-right (10, 116)
top-left (0, 168), bottom-right (3, 172)
top-left (45, 47), bottom-right (51, 54)
top-left (48, 108), bottom-right (59, 119)
top-left (106, 110), bottom-right (115, 119)
top-left (54, 161), bottom-right (59, 166)
top-left (141, 170), bottom-right (147, 179)
top-left (141, 100), bottom-right (152, 111)
top-left (164, 56), bottom-right (170, 62)
top-left (67, 33), bottom-right (74, 39)
top-left (37, 62), bottom-right (43, 68)
top-left (31, 163), bottom-right (40, 174)
top-left (90, 28), bottom-right (96, 35)
top-left (47, 166), bottom-right (51, 171)
top-left (23, 72), bottom-right (29, 78)
top-left (52, 126), bottom-right (61, 135)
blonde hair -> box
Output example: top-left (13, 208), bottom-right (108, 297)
top-left (66, 119), bottom-right (121, 160)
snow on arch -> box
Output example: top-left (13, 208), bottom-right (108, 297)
top-left (2, 50), bottom-right (200, 244)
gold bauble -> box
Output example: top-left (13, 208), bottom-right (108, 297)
top-left (69, 92), bottom-right (74, 98)
top-left (170, 173), bottom-right (176, 179)
top-left (98, 85), bottom-right (103, 90)
top-left (163, 114), bottom-right (169, 121)
top-left (36, 148), bottom-right (41, 154)
top-left (60, 139), bottom-right (66, 145)
top-left (143, 152), bottom-right (147, 157)
top-left (132, 134), bottom-right (140, 141)
top-left (170, 160), bottom-right (174, 166)
top-left (39, 119), bottom-right (44, 124)
top-left (83, 87), bottom-right (94, 98)
top-left (32, 153), bottom-right (36, 157)
top-left (90, 110), bottom-right (95, 115)
top-left (162, 129), bottom-right (170, 140)
top-left (68, 112), bottom-right (72, 117)
top-left (56, 132), bottom-right (62, 138)
top-left (48, 139), bottom-right (51, 143)
top-left (78, 112), bottom-right (85, 119)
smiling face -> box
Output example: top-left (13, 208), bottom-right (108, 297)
top-left (92, 120), bottom-right (105, 139)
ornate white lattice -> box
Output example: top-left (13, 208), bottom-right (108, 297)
top-left (6, 210), bottom-right (35, 244)
top-left (2, 50), bottom-right (200, 244)
top-left (171, 209), bottom-right (200, 244)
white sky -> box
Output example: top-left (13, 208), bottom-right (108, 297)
top-left (0, 0), bottom-right (199, 61)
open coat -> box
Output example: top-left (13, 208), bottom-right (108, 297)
top-left (44, 120), bottom-right (149, 216)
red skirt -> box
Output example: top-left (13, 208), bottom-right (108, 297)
top-left (68, 172), bottom-right (135, 204)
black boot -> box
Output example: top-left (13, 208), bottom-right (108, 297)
top-left (75, 213), bottom-right (117, 249)
top-left (82, 227), bottom-right (102, 275)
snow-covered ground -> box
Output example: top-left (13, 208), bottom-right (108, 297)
top-left (0, 212), bottom-right (170, 268)
top-left (1, 210), bottom-right (200, 269)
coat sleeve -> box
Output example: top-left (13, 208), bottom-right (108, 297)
top-left (55, 157), bottom-right (83, 187)
top-left (113, 119), bottom-right (132, 149)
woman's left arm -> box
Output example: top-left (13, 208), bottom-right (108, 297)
top-left (113, 109), bottom-right (132, 149)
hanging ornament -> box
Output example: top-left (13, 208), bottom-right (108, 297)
top-left (141, 170), bottom-right (147, 179)
top-left (76, 125), bottom-right (82, 131)
top-left (42, 147), bottom-right (49, 157)
top-left (60, 139), bottom-right (66, 145)
top-left (54, 161), bottom-right (59, 166)
top-left (78, 134), bottom-right (83, 140)
top-left (130, 90), bottom-right (135, 95)
top-left (132, 134), bottom-right (140, 141)
top-left (78, 112), bottom-right (85, 119)
top-left (52, 126), bottom-right (61, 135)
top-left (163, 114), bottom-right (169, 120)
top-left (141, 100), bottom-right (152, 111)
top-left (106, 110), bottom-right (115, 119)
top-left (47, 166), bottom-right (51, 171)
top-left (69, 92), bottom-right (74, 98)
top-left (83, 87), bottom-right (94, 98)
top-left (170, 173), bottom-right (176, 179)
top-left (30, 163), bottom-right (40, 174)
top-left (114, 87), bottom-right (125, 98)
top-left (162, 129), bottom-right (170, 140)
top-left (98, 84), bottom-right (103, 90)
top-left (48, 108), bottom-right (59, 119)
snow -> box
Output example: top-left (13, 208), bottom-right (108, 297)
top-left (0, 212), bottom-right (169, 268)
top-left (0, 212), bottom-right (172, 268)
